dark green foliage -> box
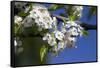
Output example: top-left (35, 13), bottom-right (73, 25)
top-left (48, 4), bottom-right (64, 11)
top-left (15, 37), bottom-right (49, 66)
top-left (88, 6), bottom-right (97, 19)
top-left (15, 24), bottom-right (49, 66)
top-left (40, 45), bottom-right (48, 62)
top-left (18, 11), bottom-right (29, 17)
top-left (82, 30), bottom-right (89, 36)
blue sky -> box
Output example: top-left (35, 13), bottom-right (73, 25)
top-left (45, 5), bottom-right (97, 64)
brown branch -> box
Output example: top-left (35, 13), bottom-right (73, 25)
top-left (80, 23), bottom-right (97, 30)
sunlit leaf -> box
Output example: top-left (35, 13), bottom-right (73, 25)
top-left (18, 11), bottom-right (29, 17)
top-left (62, 18), bottom-right (67, 25)
top-left (48, 4), bottom-right (64, 11)
top-left (82, 30), bottom-right (89, 36)
top-left (29, 3), bottom-right (33, 11)
top-left (64, 6), bottom-right (74, 16)
top-left (69, 15), bottom-right (76, 21)
top-left (40, 45), bottom-right (47, 62)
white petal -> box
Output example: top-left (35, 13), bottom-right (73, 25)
top-left (68, 37), bottom-right (76, 42)
top-left (57, 41), bottom-right (65, 50)
top-left (54, 31), bottom-right (64, 41)
top-left (23, 16), bottom-right (33, 27)
top-left (14, 15), bottom-right (22, 24)
top-left (14, 40), bottom-right (17, 46)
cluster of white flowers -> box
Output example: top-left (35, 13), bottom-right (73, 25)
top-left (73, 6), bottom-right (83, 17)
top-left (22, 16), bottom-right (34, 27)
top-left (43, 33), bottom-right (56, 46)
top-left (29, 4), bottom-right (57, 31)
top-left (43, 21), bottom-right (83, 53)
top-left (14, 4), bottom-right (84, 54)
top-left (15, 4), bottom-right (57, 30)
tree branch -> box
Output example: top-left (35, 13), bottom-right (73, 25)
top-left (52, 14), bottom-right (69, 20)
top-left (52, 14), bottom-right (97, 30)
top-left (80, 23), bottom-right (97, 30)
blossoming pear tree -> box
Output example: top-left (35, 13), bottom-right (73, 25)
top-left (13, 2), bottom-right (97, 66)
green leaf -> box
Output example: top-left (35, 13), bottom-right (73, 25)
top-left (29, 3), bottom-right (33, 11)
top-left (88, 6), bottom-right (97, 19)
top-left (18, 11), bottom-right (29, 17)
top-left (51, 32), bottom-right (54, 38)
top-left (48, 4), bottom-right (64, 11)
top-left (69, 15), bottom-right (76, 21)
top-left (62, 18), bottom-right (67, 25)
top-left (14, 22), bottom-right (23, 36)
top-left (82, 30), bottom-right (89, 36)
top-left (40, 45), bottom-right (47, 62)
top-left (65, 6), bottom-right (74, 16)
top-left (65, 5), bottom-right (81, 20)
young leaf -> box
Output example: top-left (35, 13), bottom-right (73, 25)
top-left (18, 11), bottom-right (29, 17)
top-left (62, 18), bottom-right (67, 25)
top-left (82, 30), bottom-right (89, 36)
top-left (48, 4), bottom-right (64, 11)
top-left (40, 45), bottom-right (47, 62)
top-left (64, 6), bottom-right (74, 17)
top-left (88, 6), bottom-right (97, 19)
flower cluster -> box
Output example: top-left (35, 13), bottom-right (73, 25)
top-left (15, 2), bottom-right (30, 13)
top-left (29, 4), bottom-right (56, 31)
top-left (14, 4), bottom-right (84, 55)
top-left (73, 6), bottom-right (83, 17)
top-left (43, 21), bottom-right (83, 53)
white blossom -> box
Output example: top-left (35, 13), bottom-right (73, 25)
top-left (57, 41), bottom-right (66, 50)
top-left (14, 15), bottom-right (22, 24)
top-left (29, 10), bottom-right (39, 18)
top-left (15, 4), bottom-right (84, 54)
top-left (52, 17), bottom-right (57, 29)
top-left (14, 40), bottom-right (17, 47)
top-left (68, 27), bottom-right (79, 36)
top-left (66, 21), bottom-right (78, 28)
top-left (74, 6), bottom-right (83, 12)
top-left (42, 20), bottom-right (83, 53)
top-left (29, 4), bottom-right (54, 30)
top-left (22, 16), bottom-right (34, 27)
top-left (65, 21), bottom-right (83, 36)
top-left (73, 6), bottom-right (83, 17)
top-left (54, 30), bottom-right (64, 41)
top-left (14, 38), bottom-right (22, 47)
top-left (68, 37), bottom-right (76, 42)
top-left (43, 33), bottom-right (56, 46)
